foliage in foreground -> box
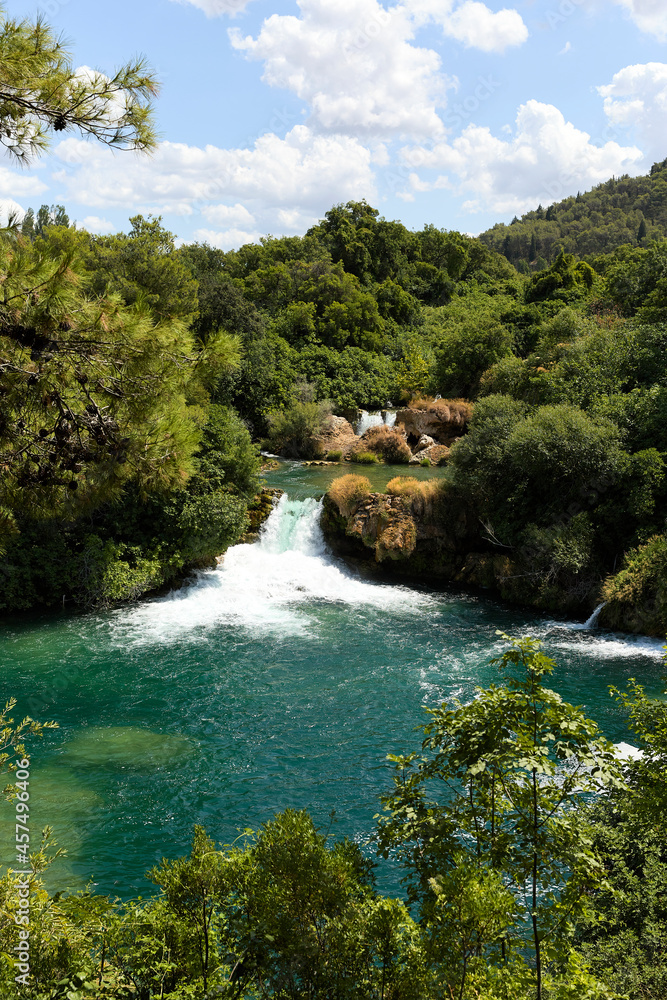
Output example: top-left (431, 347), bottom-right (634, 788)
top-left (4, 637), bottom-right (663, 999)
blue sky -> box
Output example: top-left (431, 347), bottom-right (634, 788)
top-left (3, 0), bottom-right (667, 247)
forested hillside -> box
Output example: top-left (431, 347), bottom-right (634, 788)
top-left (2, 194), bottom-right (667, 630)
top-left (479, 159), bottom-right (667, 270)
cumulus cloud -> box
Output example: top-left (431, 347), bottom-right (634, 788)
top-left (230, 0), bottom-right (527, 139)
top-left (50, 127), bottom-right (376, 246)
top-left (598, 63), bottom-right (667, 162)
top-left (401, 100), bottom-right (644, 214)
top-left (80, 216), bottom-right (117, 234)
top-left (230, 0), bottom-right (450, 140)
top-left (169, 0), bottom-right (255, 18)
top-left (438, 1), bottom-right (528, 52)
top-left (0, 165), bottom-right (48, 199)
top-left (201, 202), bottom-right (256, 227)
top-left (610, 0), bottom-right (667, 41)
top-left (192, 227), bottom-right (264, 249)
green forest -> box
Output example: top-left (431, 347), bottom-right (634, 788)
top-left (3, 190), bottom-right (667, 633)
top-left (2, 6), bottom-right (667, 999)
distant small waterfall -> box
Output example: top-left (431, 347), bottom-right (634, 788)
top-left (356, 409), bottom-right (397, 435)
top-left (584, 602), bottom-right (607, 628)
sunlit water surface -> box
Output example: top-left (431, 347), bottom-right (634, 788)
top-left (1, 461), bottom-right (664, 896)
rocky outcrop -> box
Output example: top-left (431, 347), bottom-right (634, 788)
top-left (241, 487), bottom-right (284, 543)
top-left (409, 444), bottom-right (451, 465)
top-left (321, 483), bottom-right (600, 615)
top-left (396, 399), bottom-right (472, 449)
top-left (321, 485), bottom-right (477, 580)
top-left (311, 415), bottom-right (359, 458)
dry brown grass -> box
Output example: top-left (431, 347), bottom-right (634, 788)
top-left (328, 474), bottom-right (373, 516)
top-left (356, 425), bottom-right (412, 463)
top-left (385, 476), bottom-right (440, 502)
top-left (408, 397), bottom-right (473, 426)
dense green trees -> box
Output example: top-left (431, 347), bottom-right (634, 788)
top-left (480, 160), bottom-right (667, 269)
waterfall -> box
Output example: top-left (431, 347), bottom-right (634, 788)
top-left (583, 602), bottom-right (607, 629)
top-left (356, 409), bottom-right (397, 435)
top-left (113, 495), bottom-right (434, 645)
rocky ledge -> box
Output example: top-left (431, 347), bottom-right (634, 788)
top-left (321, 482), bottom-right (603, 619)
top-left (241, 487), bottom-right (284, 543)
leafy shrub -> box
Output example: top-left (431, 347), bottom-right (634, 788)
top-left (328, 474), bottom-right (372, 516)
top-left (420, 457), bottom-right (431, 467)
top-left (357, 426), bottom-right (411, 463)
top-left (602, 534), bottom-right (667, 635)
top-left (265, 398), bottom-right (332, 458)
top-left (450, 397), bottom-right (626, 543)
top-left (326, 450), bottom-right (343, 461)
top-left (196, 404), bottom-right (261, 497)
top-left (352, 451), bottom-right (378, 464)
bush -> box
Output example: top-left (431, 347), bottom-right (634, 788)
top-left (357, 426), bottom-right (411, 463)
top-left (265, 398), bottom-right (332, 458)
top-left (385, 477), bottom-right (439, 502)
top-left (328, 474), bottom-right (372, 516)
top-left (326, 450), bottom-right (343, 462)
top-left (602, 534), bottom-right (667, 635)
top-left (420, 457), bottom-right (431, 467)
top-left (450, 397), bottom-right (626, 544)
top-left (352, 451), bottom-right (378, 464)
top-left (196, 404), bottom-right (261, 497)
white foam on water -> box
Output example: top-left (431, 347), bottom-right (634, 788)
top-left (543, 631), bottom-right (664, 660)
top-left (109, 495), bottom-right (435, 647)
top-left (614, 741), bottom-right (643, 760)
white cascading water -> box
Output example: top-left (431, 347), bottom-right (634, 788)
top-left (112, 495), bottom-right (434, 646)
top-left (583, 602), bottom-right (607, 628)
top-left (355, 410), bottom-right (397, 435)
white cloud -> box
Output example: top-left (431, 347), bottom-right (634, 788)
top-left (192, 227), bottom-right (264, 250)
top-left (439, 1), bottom-right (528, 52)
top-left (51, 127), bottom-right (376, 233)
top-left (401, 100), bottom-right (644, 214)
top-left (0, 198), bottom-right (26, 225)
top-left (229, 0), bottom-right (450, 140)
top-left (610, 0), bottom-right (667, 41)
top-left (201, 202), bottom-right (256, 227)
top-left (169, 0), bottom-right (255, 17)
top-left (598, 63), bottom-right (667, 162)
top-left (0, 166), bottom-right (48, 199)
top-left (229, 0), bottom-right (526, 139)
top-left (80, 216), bottom-right (117, 234)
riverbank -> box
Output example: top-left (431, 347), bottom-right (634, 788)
top-left (320, 477), bottom-right (667, 638)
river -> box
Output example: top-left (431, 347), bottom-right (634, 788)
top-left (0, 461), bottom-right (664, 897)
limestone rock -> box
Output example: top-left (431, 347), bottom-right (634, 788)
top-left (409, 443), bottom-right (451, 465)
top-left (396, 399), bottom-right (472, 446)
top-left (414, 434), bottom-right (436, 452)
top-left (312, 415), bottom-right (359, 458)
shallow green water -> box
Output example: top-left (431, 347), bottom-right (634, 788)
top-left (1, 461), bottom-right (664, 897)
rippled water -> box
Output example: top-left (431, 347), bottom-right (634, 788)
top-left (1, 463), bottom-right (664, 897)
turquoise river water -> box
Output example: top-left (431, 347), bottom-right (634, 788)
top-left (1, 461), bottom-right (664, 897)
